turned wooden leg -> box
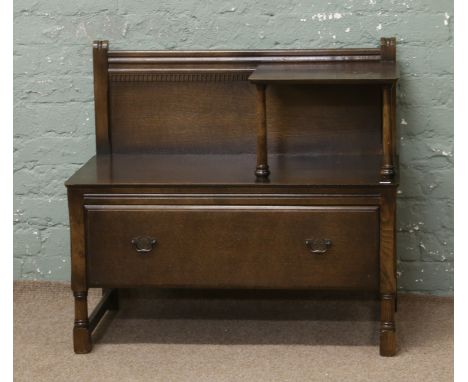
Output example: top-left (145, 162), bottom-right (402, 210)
top-left (73, 288), bottom-right (119, 353)
top-left (379, 189), bottom-right (397, 356)
top-left (73, 291), bottom-right (92, 354)
top-left (380, 293), bottom-right (396, 356)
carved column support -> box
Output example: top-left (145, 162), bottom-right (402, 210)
top-left (379, 37), bottom-right (397, 184)
top-left (255, 84), bottom-right (270, 178)
top-left (380, 83), bottom-right (395, 183)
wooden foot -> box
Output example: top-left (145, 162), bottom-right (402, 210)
top-left (380, 330), bottom-right (396, 357)
top-left (380, 293), bottom-right (396, 356)
top-left (73, 326), bottom-right (92, 354)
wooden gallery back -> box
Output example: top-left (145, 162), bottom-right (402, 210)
top-left (66, 38), bottom-right (399, 356)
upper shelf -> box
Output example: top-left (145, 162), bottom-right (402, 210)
top-left (248, 62), bottom-right (399, 85)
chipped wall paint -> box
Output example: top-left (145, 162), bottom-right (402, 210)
top-left (13, 0), bottom-right (453, 294)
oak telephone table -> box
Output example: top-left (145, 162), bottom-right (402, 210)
top-left (66, 38), bottom-right (399, 356)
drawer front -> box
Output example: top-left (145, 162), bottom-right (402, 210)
top-left (85, 206), bottom-right (379, 289)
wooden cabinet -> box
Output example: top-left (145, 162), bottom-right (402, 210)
top-left (66, 38), bottom-right (399, 356)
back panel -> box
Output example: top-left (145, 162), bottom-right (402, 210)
top-left (109, 78), bottom-right (257, 154)
top-left (94, 43), bottom-right (385, 156)
top-left (267, 84), bottom-right (382, 155)
top-left (109, 81), bottom-right (382, 155)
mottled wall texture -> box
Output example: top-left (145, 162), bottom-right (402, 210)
top-left (13, 0), bottom-right (453, 294)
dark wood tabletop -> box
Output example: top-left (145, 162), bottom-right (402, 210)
top-left (65, 153), bottom-right (397, 187)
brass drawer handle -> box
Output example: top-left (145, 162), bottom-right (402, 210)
top-left (131, 236), bottom-right (157, 254)
top-left (305, 238), bottom-right (332, 254)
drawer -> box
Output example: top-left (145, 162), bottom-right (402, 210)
top-left (85, 205), bottom-right (379, 289)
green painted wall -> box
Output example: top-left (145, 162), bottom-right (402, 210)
top-left (13, 0), bottom-right (453, 294)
